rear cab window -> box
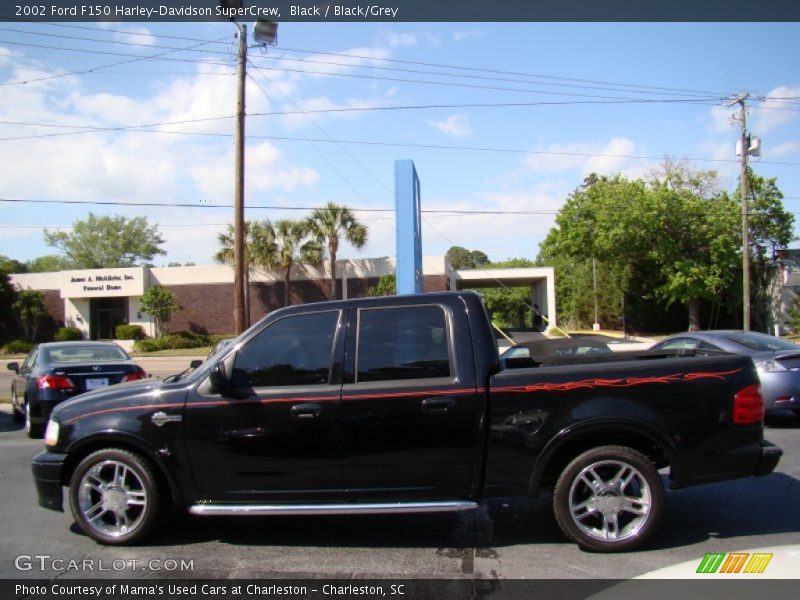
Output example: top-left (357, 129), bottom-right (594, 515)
top-left (356, 304), bottom-right (453, 382)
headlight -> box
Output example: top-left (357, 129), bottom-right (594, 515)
top-left (756, 359), bottom-right (786, 373)
top-left (44, 419), bottom-right (60, 447)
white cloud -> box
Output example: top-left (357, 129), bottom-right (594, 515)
top-left (0, 51), bottom-right (326, 264)
top-left (709, 104), bottom-right (735, 135)
top-left (381, 31), bottom-right (441, 48)
top-left (751, 85), bottom-right (800, 134)
top-left (766, 141), bottom-right (800, 157)
top-left (427, 114), bottom-right (472, 139)
top-left (523, 137), bottom-right (638, 176)
top-left (452, 30), bottom-right (483, 42)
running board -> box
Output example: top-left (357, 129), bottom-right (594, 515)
top-left (189, 500), bottom-right (479, 516)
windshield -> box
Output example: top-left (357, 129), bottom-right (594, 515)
top-left (723, 331), bottom-right (800, 352)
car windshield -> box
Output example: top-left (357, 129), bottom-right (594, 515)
top-left (45, 345), bottom-right (129, 363)
top-left (722, 332), bottom-right (800, 352)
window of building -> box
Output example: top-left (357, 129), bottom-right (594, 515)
top-left (356, 305), bottom-right (451, 382)
top-left (232, 311), bottom-right (340, 388)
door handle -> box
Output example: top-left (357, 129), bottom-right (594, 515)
top-left (421, 397), bottom-right (457, 414)
top-left (290, 403), bottom-right (322, 420)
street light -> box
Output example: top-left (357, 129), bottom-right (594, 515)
top-left (218, 1), bottom-right (278, 333)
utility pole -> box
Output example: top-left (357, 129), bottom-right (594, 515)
top-left (219, 1), bottom-right (277, 334)
top-left (233, 23), bottom-right (247, 334)
top-left (730, 94), bottom-right (751, 331)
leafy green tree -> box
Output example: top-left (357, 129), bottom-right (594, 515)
top-left (26, 254), bottom-right (75, 273)
top-left (367, 274), bottom-right (396, 297)
top-left (445, 246), bottom-right (490, 269)
top-left (138, 286), bottom-right (180, 337)
top-left (44, 213), bottom-right (165, 268)
top-left (0, 269), bottom-right (18, 340)
top-left (215, 221), bottom-right (267, 326)
top-left (258, 220), bottom-right (322, 307)
top-left (12, 289), bottom-right (47, 341)
top-left (470, 258), bottom-right (536, 328)
top-left (539, 170), bottom-right (743, 330)
top-left (307, 202), bottom-right (368, 300)
top-left (0, 255), bottom-right (27, 273)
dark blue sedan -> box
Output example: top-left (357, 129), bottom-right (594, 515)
top-left (7, 341), bottom-right (147, 438)
top-left (650, 330), bottom-right (800, 416)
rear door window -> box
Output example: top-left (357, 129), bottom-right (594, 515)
top-left (356, 305), bottom-right (452, 382)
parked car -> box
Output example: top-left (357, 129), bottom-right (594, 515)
top-left (7, 341), bottom-right (147, 438)
top-left (500, 337), bottom-right (612, 369)
top-left (650, 330), bottom-right (800, 415)
top-left (33, 293), bottom-right (780, 551)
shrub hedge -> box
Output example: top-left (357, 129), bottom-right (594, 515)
top-left (115, 324), bottom-right (146, 340)
top-left (53, 326), bottom-right (83, 341)
top-left (2, 340), bottom-right (34, 354)
top-left (133, 330), bottom-right (210, 352)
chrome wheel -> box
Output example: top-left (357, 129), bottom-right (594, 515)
top-left (24, 403), bottom-right (30, 432)
top-left (77, 460), bottom-right (148, 538)
top-left (568, 460), bottom-right (651, 542)
top-left (553, 445), bottom-right (664, 552)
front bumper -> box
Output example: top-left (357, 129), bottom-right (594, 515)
top-left (31, 450), bottom-right (67, 512)
top-left (755, 440), bottom-right (783, 477)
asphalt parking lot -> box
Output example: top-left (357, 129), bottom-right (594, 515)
top-left (0, 401), bottom-right (798, 581)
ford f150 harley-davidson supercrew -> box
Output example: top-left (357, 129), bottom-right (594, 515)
top-left (32, 292), bottom-right (782, 552)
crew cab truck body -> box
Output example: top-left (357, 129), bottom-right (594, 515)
top-left (32, 292), bottom-right (782, 552)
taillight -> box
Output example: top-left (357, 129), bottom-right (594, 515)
top-left (733, 384), bottom-right (765, 425)
top-left (37, 375), bottom-right (75, 390)
top-left (122, 368), bottom-right (147, 382)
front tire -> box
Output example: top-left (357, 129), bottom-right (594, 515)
top-left (68, 448), bottom-right (160, 545)
top-left (553, 445), bottom-right (664, 552)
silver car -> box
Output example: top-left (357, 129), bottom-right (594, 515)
top-left (650, 330), bottom-right (800, 416)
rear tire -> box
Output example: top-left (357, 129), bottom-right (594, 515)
top-left (11, 390), bottom-right (24, 423)
top-left (25, 403), bottom-right (44, 438)
top-left (553, 445), bottom-right (664, 552)
top-left (68, 448), bottom-right (161, 545)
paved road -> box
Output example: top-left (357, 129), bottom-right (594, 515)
top-left (0, 405), bottom-right (797, 581)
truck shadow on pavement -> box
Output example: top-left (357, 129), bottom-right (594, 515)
top-left (126, 468), bottom-right (800, 552)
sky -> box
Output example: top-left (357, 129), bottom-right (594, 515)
top-left (1, 21), bottom-right (799, 269)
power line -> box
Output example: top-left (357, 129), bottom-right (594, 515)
top-left (2, 197), bottom-right (795, 217)
top-left (248, 51), bottom-right (723, 100)
top-left (4, 120), bottom-right (798, 167)
top-left (271, 44), bottom-right (737, 99)
top-left (0, 97), bottom-right (726, 141)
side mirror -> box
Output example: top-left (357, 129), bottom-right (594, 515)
top-left (208, 362), bottom-right (230, 395)
top-left (190, 359), bottom-right (203, 369)
top-left (7, 362), bottom-right (19, 373)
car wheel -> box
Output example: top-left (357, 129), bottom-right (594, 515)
top-left (25, 402), bottom-right (44, 438)
top-left (68, 448), bottom-right (161, 545)
top-left (553, 445), bottom-right (664, 552)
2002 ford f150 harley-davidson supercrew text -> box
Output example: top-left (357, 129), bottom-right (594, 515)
top-left (32, 292), bottom-right (782, 552)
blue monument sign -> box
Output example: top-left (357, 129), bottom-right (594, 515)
top-left (395, 160), bottom-right (423, 294)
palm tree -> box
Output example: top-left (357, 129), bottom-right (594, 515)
top-left (215, 222), bottom-right (255, 327)
top-left (307, 202), bottom-right (368, 300)
top-left (260, 219), bottom-right (322, 307)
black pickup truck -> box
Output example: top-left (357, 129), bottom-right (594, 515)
top-left (32, 292), bottom-right (782, 552)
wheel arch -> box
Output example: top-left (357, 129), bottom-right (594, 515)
top-left (529, 420), bottom-right (679, 497)
top-left (63, 433), bottom-right (184, 506)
